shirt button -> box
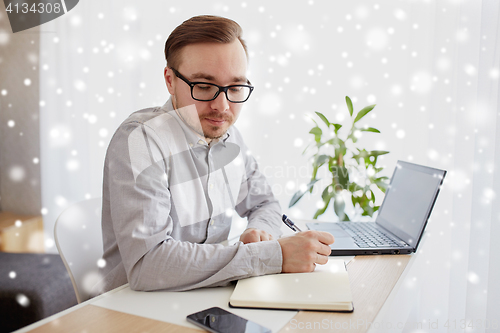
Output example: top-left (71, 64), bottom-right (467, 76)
top-left (198, 139), bottom-right (205, 145)
top-left (210, 219), bottom-right (215, 226)
top-left (209, 183), bottom-right (214, 189)
top-left (189, 143), bottom-right (193, 148)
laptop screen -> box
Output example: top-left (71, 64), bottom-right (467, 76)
top-left (377, 161), bottom-right (446, 248)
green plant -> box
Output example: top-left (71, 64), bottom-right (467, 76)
top-left (289, 96), bottom-right (390, 220)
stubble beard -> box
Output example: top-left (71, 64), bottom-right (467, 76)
top-left (173, 96), bottom-right (233, 140)
top-left (200, 113), bottom-right (233, 140)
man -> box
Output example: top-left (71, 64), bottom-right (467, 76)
top-left (98, 15), bottom-right (334, 293)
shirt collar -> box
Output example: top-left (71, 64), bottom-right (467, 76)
top-left (161, 98), bottom-right (230, 148)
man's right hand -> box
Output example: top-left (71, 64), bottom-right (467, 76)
top-left (277, 230), bottom-right (335, 273)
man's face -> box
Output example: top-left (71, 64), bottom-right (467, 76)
top-left (164, 40), bottom-right (248, 141)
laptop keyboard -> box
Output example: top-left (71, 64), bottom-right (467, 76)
top-left (337, 223), bottom-right (409, 248)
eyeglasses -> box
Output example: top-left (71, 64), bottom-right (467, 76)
top-left (170, 68), bottom-right (254, 103)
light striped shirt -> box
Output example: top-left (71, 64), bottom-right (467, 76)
top-left (97, 99), bottom-right (283, 293)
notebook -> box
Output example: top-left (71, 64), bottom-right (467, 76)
top-left (307, 161), bottom-right (446, 256)
top-left (229, 259), bottom-right (353, 312)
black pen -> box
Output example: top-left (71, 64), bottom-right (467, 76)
top-left (282, 214), bottom-right (302, 232)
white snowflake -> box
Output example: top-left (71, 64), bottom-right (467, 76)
top-left (490, 68), bottom-right (499, 79)
top-left (74, 80), bottom-right (86, 92)
top-left (97, 259), bottom-right (106, 268)
top-left (99, 128), bottom-right (108, 137)
top-left (66, 159), bottom-right (80, 171)
top-left (0, 29), bottom-right (11, 45)
top-left (391, 85), bottom-right (402, 95)
top-left (16, 294), bottom-right (30, 307)
top-left (366, 28), bottom-right (389, 51)
top-left (394, 9), bottom-right (407, 20)
top-left (70, 15), bottom-right (82, 27)
top-left (411, 71), bottom-right (433, 94)
top-left (45, 237), bottom-right (54, 248)
top-left (9, 166), bottom-right (25, 182)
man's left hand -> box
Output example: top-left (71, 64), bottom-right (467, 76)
top-left (239, 228), bottom-right (274, 244)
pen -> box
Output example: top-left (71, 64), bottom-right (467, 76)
top-left (282, 214), bottom-right (302, 232)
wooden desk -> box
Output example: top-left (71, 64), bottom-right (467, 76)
top-left (282, 255), bottom-right (410, 332)
top-left (20, 255), bottom-right (411, 333)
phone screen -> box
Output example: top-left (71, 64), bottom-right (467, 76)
top-left (186, 307), bottom-right (271, 333)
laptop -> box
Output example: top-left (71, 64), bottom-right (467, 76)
top-left (307, 161), bottom-right (446, 255)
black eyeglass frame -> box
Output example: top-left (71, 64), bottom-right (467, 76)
top-left (170, 68), bottom-right (254, 103)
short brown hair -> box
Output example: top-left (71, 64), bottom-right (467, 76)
top-left (164, 15), bottom-right (248, 69)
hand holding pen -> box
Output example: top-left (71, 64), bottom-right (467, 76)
top-left (278, 214), bottom-right (334, 272)
top-left (282, 214), bottom-right (302, 232)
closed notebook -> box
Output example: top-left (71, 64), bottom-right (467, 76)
top-left (229, 259), bottom-right (354, 312)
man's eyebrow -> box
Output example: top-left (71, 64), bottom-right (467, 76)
top-left (190, 72), bottom-right (249, 84)
top-left (190, 72), bottom-right (216, 81)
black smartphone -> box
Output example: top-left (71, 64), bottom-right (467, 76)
top-left (186, 306), bottom-right (271, 333)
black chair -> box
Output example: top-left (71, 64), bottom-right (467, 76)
top-left (0, 252), bottom-right (77, 332)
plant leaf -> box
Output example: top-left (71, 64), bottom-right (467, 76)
top-left (321, 185), bottom-right (334, 201)
top-left (288, 178), bottom-right (320, 207)
top-left (360, 127), bottom-right (380, 133)
top-left (333, 123), bottom-right (342, 134)
top-left (315, 112), bottom-right (330, 128)
top-left (369, 150), bottom-right (390, 156)
top-left (345, 96), bottom-right (353, 117)
top-left (351, 194), bottom-right (358, 207)
top-left (349, 182), bottom-right (363, 193)
top-left (310, 117), bottom-right (319, 127)
top-left (331, 166), bottom-right (349, 190)
top-left (309, 126), bottom-right (322, 143)
top-left (361, 209), bottom-right (372, 217)
top-left (333, 195), bottom-right (347, 221)
top-left (374, 177), bottom-right (389, 193)
top-left (370, 189), bottom-right (376, 203)
top-left (354, 104), bottom-right (376, 124)
top-left (316, 154), bottom-right (330, 166)
top-left (314, 187), bottom-right (333, 219)
top-left (301, 143), bottom-right (311, 155)
top-left (310, 154), bottom-right (330, 186)
top-left (313, 195), bottom-right (331, 219)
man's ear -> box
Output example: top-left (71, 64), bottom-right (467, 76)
top-left (164, 67), bottom-right (176, 95)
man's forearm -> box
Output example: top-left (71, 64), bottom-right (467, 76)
top-left (126, 238), bottom-right (282, 291)
top-left (245, 200), bottom-right (283, 239)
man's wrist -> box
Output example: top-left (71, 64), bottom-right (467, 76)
top-left (245, 240), bottom-right (282, 275)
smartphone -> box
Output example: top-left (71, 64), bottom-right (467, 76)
top-left (186, 307), bottom-right (271, 333)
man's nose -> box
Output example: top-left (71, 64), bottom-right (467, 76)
top-left (210, 90), bottom-right (230, 112)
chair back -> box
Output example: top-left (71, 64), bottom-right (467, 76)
top-left (54, 198), bottom-right (103, 303)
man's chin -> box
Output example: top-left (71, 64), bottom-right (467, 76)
top-left (203, 126), bottom-right (229, 140)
